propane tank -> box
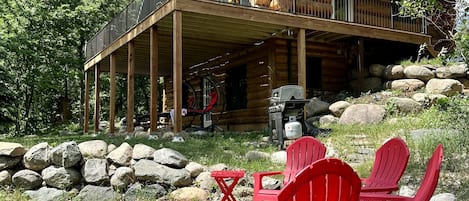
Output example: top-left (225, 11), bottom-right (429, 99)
top-left (285, 116), bottom-right (302, 140)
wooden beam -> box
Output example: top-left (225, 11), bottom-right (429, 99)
top-left (84, 70), bottom-right (90, 133)
top-left (127, 40), bottom-right (135, 133)
top-left (150, 26), bottom-right (159, 132)
top-left (358, 38), bottom-right (365, 92)
top-left (93, 63), bottom-right (101, 134)
top-left (176, 0), bottom-right (430, 44)
top-left (109, 53), bottom-right (116, 134)
top-left (297, 28), bottom-right (306, 96)
top-left (173, 11), bottom-right (183, 133)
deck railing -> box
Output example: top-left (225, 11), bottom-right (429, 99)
top-left (85, 0), bottom-right (427, 61)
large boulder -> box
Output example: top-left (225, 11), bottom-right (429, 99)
top-left (383, 65), bottom-right (405, 80)
top-left (50, 141), bottom-right (82, 168)
top-left (23, 187), bottom-right (68, 201)
top-left (42, 165), bottom-right (81, 189)
top-left (387, 97), bottom-right (423, 114)
top-left (369, 64), bottom-right (386, 77)
top-left (319, 115), bottom-right (339, 125)
top-left (195, 172), bottom-right (216, 191)
top-left (0, 156), bottom-right (21, 170)
top-left (0, 142), bottom-right (26, 157)
top-left (435, 63), bottom-right (468, 78)
top-left (271, 151), bottom-right (287, 164)
top-left (185, 162), bottom-right (205, 177)
top-left (81, 158), bottom-right (109, 185)
top-left (74, 185), bottom-right (121, 201)
top-left (383, 79), bottom-right (425, 91)
top-left (404, 65), bottom-right (435, 81)
top-left (430, 193), bottom-right (456, 201)
top-left (134, 159), bottom-right (191, 187)
top-left (153, 148), bottom-right (188, 168)
top-left (425, 78), bottom-right (464, 96)
top-left (107, 142), bottom-right (133, 166)
top-left (110, 167), bottom-right (135, 192)
top-left (0, 170), bottom-right (12, 185)
top-left (124, 183), bottom-right (166, 201)
top-left (329, 101), bottom-right (350, 117)
top-left (246, 150), bottom-right (270, 161)
top-left (169, 187), bottom-right (208, 201)
top-left (23, 142), bottom-right (51, 171)
top-left (12, 169), bottom-right (43, 190)
top-left (339, 104), bottom-right (386, 124)
top-left (305, 98), bottom-right (330, 117)
top-left (78, 140), bottom-right (108, 159)
top-left (132, 144), bottom-right (156, 160)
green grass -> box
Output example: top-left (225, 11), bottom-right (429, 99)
top-left (0, 96), bottom-right (467, 200)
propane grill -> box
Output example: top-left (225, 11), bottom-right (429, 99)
top-left (268, 85), bottom-right (309, 149)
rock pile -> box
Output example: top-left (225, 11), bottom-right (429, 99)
top-left (0, 141), bottom-right (233, 201)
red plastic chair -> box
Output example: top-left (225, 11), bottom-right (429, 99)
top-left (361, 137), bottom-right (410, 193)
top-left (277, 158), bottom-right (361, 201)
top-left (253, 136), bottom-right (326, 201)
top-left (360, 144), bottom-right (444, 201)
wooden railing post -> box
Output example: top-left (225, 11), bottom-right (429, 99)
top-left (84, 70), bottom-right (90, 134)
top-left (173, 11), bottom-right (183, 133)
top-left (127, 40), bottom-right (135, 134)
top-left (109, 53), bottom-right (116, 135)
top-left (94, 63), bottom-right (101, 134)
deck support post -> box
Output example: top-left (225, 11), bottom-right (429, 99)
top-left (109, 53), bottom-right (117, 134)
top-left (150, 26), bottom-right (159, 132)
top-left (358, 38), bottom-right (365, 92)
top-left (127, 40), bottom-right (135, 134)
top-left (93, 63), bottom-right (101, 134)
top-left (173, 11), bottom-right (183, 133)
top-left (297, 28), bottom-right (306, 96)
top-left (84, 70), bottom-right (90, 133)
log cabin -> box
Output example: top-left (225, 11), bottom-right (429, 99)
top-left (83, 0), bottom-right (434, 134)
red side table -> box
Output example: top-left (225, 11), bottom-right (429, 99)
top-left (211, 170), bottom-right (245, 201)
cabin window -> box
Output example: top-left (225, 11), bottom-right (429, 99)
top-left (306, 57), bottom-right (322, 90)
top-left (225, 65), bottom-right (247, 111)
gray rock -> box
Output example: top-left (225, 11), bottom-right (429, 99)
top-left (23, 142), bottom-right (51, 171)
top-left (0, 156), bottom-right (21, 170)
top-left (108, 163), bottom-right (118, 176)
top-left (384, 79), bottom-right (425, 91)
top-left (339, 104), bottom-right (385, 125)
top-left (0, 142), bottom-right (26, 157)
top-left (153, 148), bottom-right (188, 168)
top-left (110, 167), bottom-right (135, 192)
top-left (169, 187), bottom-right (208, 201)
top-left (185, 162), bottom-right (205, 177)
top-left (78, 140), bottom-right (107, 159)
top-left (0, 170), bottom-right (12, 185)
top-left (107, 144), bottom-right (117, 154)
top-left (194, 172), bottom-right (215, 191)
top-left (430, 193), bottom-right (456, 201)
top-left (435, 63), bottom-right (468, 78)
top-left (42, 165), bottom-right (81, 189)
top-left (369, 64), bottom-right (386, 77)
top-left (387, 97), bottom-right (423, 114)
top-left (73, 185), bottom-right (121, 201)
top-left (398, 185), bottom-right (415, 197)
top-left (350, 77), bottom-right (383, 93)
top-left (124, 183), bottom-right (166, 201)
top-left (329, 101), bottom-right (350, 117)
top-left (81, 159), bottom-right (109, 185)
top-left (132, 144), bottom-right (156, 160)
top-left (12, 169), bottom-right (43, 190)
top-left (426, 78), bottom-right (464, 96)
top-left (270, 151), bottom-right (286, 164)
top-left (384, 64), bottom-right (405, 80)
top-left (319, 114), bottom-right (339, 125)
top-left (305, 98), bottom-right (330, 117)
top-left (50, 141), bottom-right (82, 168)
top-left (209, 163), bottom-right (228, 171)
top-left (246, 150), bottom-right (270, 161)
top-left (404, 65), bottom-right (435, 81)
top-left (107, 142), bottom-right (133, 166)
top-left (133, 159), bottom-right (191, 187)
top-left (24, 187), bottom-right (68, 201)
top-left (261, 176), bottom-right (282, 190)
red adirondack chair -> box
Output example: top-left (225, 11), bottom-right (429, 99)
top-left (360, 144), bottom-right (444, 201)
top-left (253, 136), bottom-right (326, 201)
top-left (361, 137), bottom-right (410, 193)
top-left (277, 158), bottom-right (361, 201)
